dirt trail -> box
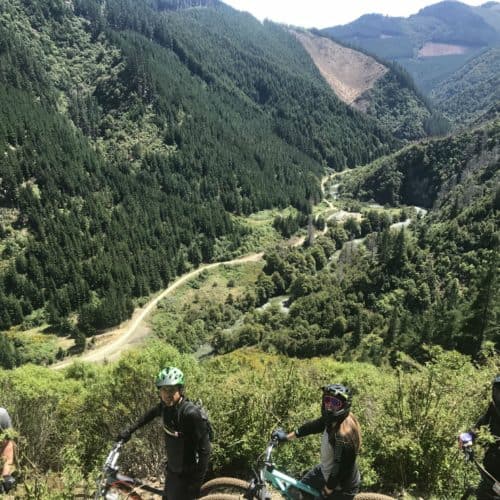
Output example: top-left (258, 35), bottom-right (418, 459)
top-left (52, 252), bottom-right (263, 369)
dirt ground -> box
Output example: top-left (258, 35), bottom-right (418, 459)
top-left (291, 30), bottom-right (388, 105)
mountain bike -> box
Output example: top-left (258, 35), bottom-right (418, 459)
top-left (94, 440), bottom-right (238, 500)
top-left (200, 436), bottom-right (395, 499)
top-left (459, 433), bottom-right (500, 500)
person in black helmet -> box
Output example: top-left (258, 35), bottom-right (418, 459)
top-left (460, 375), bottom-right (500, 499)
top-left (117, 367), bottom-right (211, 500)
top-left (273, 384), bottom-right (361, 499)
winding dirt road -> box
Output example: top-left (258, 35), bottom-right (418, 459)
top-left (53, 252), bottom-right (263, 369)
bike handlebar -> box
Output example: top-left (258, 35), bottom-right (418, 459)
top-left (103, 440), bottom-right (124, 471)
top-left (264, 440), bottom-right (275, 464)
top-left (459, 437), bottom-right (500, 488)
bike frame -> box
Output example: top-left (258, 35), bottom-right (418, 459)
top-left (95, 441), bottom-right (163, 499)
top-left (253, 440), bottom-right (320, 499)
top-left (461, 441), bottom-right (500, 499)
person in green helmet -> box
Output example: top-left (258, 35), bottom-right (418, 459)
top-left (117, 367), bottom-right (211, 500)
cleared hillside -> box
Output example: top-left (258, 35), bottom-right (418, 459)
top-left (293, 30), bottom-right (441, 140)
top-left (291, 30), bottom-right (388, 106)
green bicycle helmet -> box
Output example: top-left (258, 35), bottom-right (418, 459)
top-left (156, 367), bottom-right (185, 388)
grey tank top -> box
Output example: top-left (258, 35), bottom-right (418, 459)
top-left (320, 429), bottom-right (334, 480)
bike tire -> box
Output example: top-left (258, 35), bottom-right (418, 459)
top-left (200, 477), bottom-right (249, 498)
top-left (355, 493), bottom-right (396, 500)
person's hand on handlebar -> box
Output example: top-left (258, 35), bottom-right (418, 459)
top-left (116, 428), bottom-right (132, 443)
top-left (458, 432), bottom-right (475, 461)
top-left (1, 475), bottom-right (16, 493)
top-left (271, 428), bottom-right (289, 443)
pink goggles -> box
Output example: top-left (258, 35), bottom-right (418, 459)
top-left (323, 395), bottom-right (345, 412)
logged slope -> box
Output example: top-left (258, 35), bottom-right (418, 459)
top-left (0, 0), bottom-right (395, 339)
top-left (292, 30), bottom-right (446, 140)
top-left (291, 30), bottom-right (388, 105)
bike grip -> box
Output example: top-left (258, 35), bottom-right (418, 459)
top-left (271, 428), bottom-right (288, 442)
top-left (1, 475), bottom-right (16, 493)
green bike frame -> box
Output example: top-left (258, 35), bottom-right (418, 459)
top-left (264, 466), bottom-right (320, 498)
top-left (258, 439), bottom-right (321, 500)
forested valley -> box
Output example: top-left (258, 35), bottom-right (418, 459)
top-left (0, 0), bottom-right (396, 353)
top-left (0, 0), bottom-right (498, 498)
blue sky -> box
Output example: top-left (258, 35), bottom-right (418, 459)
top-left (223, 0), bottom-right (488, 29)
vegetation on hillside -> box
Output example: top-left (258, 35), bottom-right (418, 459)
top-left (430, 47), bottom-right (500, 126)
top-left (192, 121), bottom-right (499, 361)
top-left (361, 69), bottom-right (449, 139)
top-left (0, 342), bottom-right (497, 498)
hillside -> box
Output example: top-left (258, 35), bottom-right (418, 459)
top-left (291, 30), bottom-right (388, 106)
top-left (0, 0), bottom-right (397, 342)
top-left (206, 120), bottom-right (499, 361)
top-left (323, 1), bottom-right (500, 95)
top-left (291, 29), bottom-right (444, 140)
top-left (430, 47), bottom-right (500, 126)
top-left (336, 119), bottom-right (499, 352)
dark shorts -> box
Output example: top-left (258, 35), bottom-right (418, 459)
top-left (164, 470), bottom-right (200, 500)
top-left (301, 464), bottom-right (361, 499)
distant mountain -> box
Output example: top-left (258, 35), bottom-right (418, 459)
top-left (292, 29), bottom-right (449, 140)
top-left (323, 1), bottom-right (500, 94)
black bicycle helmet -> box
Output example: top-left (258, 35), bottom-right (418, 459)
top-left (321, 384), bottom-right (352, 424)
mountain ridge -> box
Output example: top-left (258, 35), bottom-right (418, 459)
top-left (322, 0), bottom-right (500, 96)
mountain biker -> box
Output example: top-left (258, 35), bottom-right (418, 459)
top-left (274, 384), bottom-right (361, 499)
top-left (0, 407), bottom-right (16, 494)
top-left (459, 375), bottom-right (500, 499)
top-left (117, 367), bottom-right (211, 500)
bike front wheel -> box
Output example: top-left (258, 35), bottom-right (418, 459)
top-left (200, 477), bottom-right (250, 499)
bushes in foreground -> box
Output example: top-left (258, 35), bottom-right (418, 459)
top-left (0, 341), bottom-right (497, 497)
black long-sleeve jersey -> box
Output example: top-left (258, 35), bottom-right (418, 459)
top-left (474, 403), bottom-right (500, 479)
top-left (130, 398), bottom-right (211, 483)
top-left (296, 416), bottom-right (359, 490)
